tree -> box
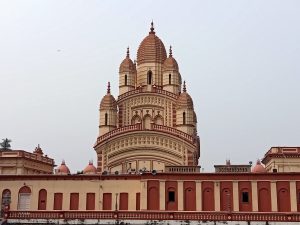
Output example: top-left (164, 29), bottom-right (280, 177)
top-left (0, 138), bottom-right (12, 150)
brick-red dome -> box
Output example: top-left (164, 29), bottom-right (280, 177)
top-left (137, 22), bottom-right (167, 65)
top-left (56, 160), bottom-right (70, 174)
top-left (177, 82), bottom-right (194, 109)
top-left (163, 46), bottom-right (179, 71)
top-left (100, 82), bottom-right (117, 110)
top-left (83, 161), bottom-right (97, 174)
top-left (252, 160), bottom-right (267, 173)
top-left (119, 48), bottom-right (135, 73)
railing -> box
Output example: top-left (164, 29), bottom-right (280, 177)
top-left (152, 124), bottom-right (195, 143)
top-left (95, 124), bottom-right (196, 146)
top-left (0, 150), bottom-right (54, 165)
top-left (7, 210), bottom-right (300, 222)
top-left (118, 86), bottom-right (178, 102)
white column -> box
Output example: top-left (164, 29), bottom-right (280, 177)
top-left (178, 181), bottom-right (184, 210)
top-left (290, 181), bottom-right (297, 212)
top-left (251, 181), bottom-right (258, 211)
top-left (214, 181), bottom-right (220, 211)
top-left (140, 180), bottom-right (147, 210)
top-left (196, 181), bottom-right (202, 211)
top-left (233, 181), bottom-right (239, 211)
top-left (159, 180), bottom-right (165, 210)
top-left (271, 181), bottom-right (278, 212)
top-left (79, 193), bottom-right (86, 210)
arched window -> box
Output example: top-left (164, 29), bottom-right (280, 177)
top-left (169, 74), bottom-right (171, 85)
top-left (2, 189), bottom-right (11, 208)
top-left (183, 112), bottom-right (186, 125)
top-left (105, 113), bottom-right (108, 126)
top-left (147, 71), bottom-right (152, 85)
top-left (125, 74), bottom-right (127, 86)
top-left (18, 186), bottom-right (31, 210)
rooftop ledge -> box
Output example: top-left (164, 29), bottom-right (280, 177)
top-left (95, 123), bottom-right (198, 147)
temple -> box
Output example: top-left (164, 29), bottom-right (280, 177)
top-left (1, 23), bottom-right (300, 225)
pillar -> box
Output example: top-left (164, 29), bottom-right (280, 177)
top-left (214, 181), bottom-right (220, 211)
top-left (233, 181), bottom-right (239, 211)
top-left (271, 181), bottom-right (278, 212)
top-left (159, 180), bottom-right (165, 210)
top-left (196, 181), bottom-right (202, 211)
top-left (178, 181), bottom-right (183, 210)
top-left (290, 181), bottom-right (297, 212)
top-left (251, 181), bottom-right (258, 212)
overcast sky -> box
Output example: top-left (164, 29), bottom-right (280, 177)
top-left (0, 0), bottom-right (299, 172)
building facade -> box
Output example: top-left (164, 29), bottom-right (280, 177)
top-left (1, 23), bottom-right (300, 224)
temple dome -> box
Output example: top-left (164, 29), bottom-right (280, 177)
top-left (119, 47), bottom-right (135, 73)
top-left (83, 161), bottom-right (97, 174)
top-left (56, 160), bottom-right (70, 174)
top-left (137, 22), bottom-right (167, 65)
top-left (100, 82), bottom-right (117, 110)
top-left (177, 82), bottom-right (194, 109)
top-left (252, 160), bottom-right (267, 173)
top-left (163, 46), bottom-right (179, 71)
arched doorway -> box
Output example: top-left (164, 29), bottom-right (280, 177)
top-left (38, 189), bottom-right (47, 210)
top-left (278, 188), bottom-right (290, 212)
top-left (147, 71), bottom-right (152, 85)
top-left (184, 188), bottom-right (196, 211)
top-left (18, 186), bottom-right (31, 210)
top-left (131, 115), bottom-right (141, 125)
top-left (147, 187), bottom-right (159, 210)
top-left (221, 188), bottom-right (231, 211)
top-left (202, 188), bottom-right (214, 211)
top-left (258, 188), bottom-right (271, 212)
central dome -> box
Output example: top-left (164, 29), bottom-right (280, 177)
top-left (137, 22), bottom-right (167, 65)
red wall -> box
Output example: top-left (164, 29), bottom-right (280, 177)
top-left (38, 189), bottom-right (47, 210)
top-left (86, 193), bottom-right (95, 210)
top-left (257, 181), bottom-right (271, 212)
top-left (53, 193), bottom-right (63, 210)
top-left (220, 181), bottom-right (233, 211)
top-left (183, 181), bottom-right (196, 211)
top-left (103, 193), bottom-right (112, 210)
top-left (165, 181), bottom-right (178, 211)
top-left (70, 193), bottom-right (79, 210)
top-left (136, 193), bottom-right (140, 210)
top-left (119, 193), bottom-right (128, 210)
top-left (277, 181), bottom-right (291, 212)
top-left (147, 180), bottom-right (159, 210)
top-left (202, 181), bottom-right (214, 211)
top-left (238, 181), bottom-right (252, 212)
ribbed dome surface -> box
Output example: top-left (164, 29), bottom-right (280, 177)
top-left (163, 46), bottom-right (179, 71)
top-left (100, 82), bottom-right (117, 110)
top-left (100, 94), bottom-right (117, 110)
top-left (163, 57), bottom-right (179, 71)
top-left (83, 161), bottom-right (97, 174)
top-left (177, 82), bottom-right (194, 109)
top-left (252, 160), bottom-right (267, 173)
top-left (137, 23), bottom-right (167, 64)
top-left (119, 48), bottom-right (135, 73)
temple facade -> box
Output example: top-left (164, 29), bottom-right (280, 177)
top-left (1, 23), bottom-right (300, 224)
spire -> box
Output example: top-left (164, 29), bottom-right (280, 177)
top-left (149, 20), bottom-right (155, 34)
top-left (183, 81), bottom-right (186, 92)
top-left (169, 45), bottom-right (172, 57)
top-left (62, 160), bottom-right (65, 165)
top-left (126, 47), bottom-right (130, 58)
top-left (107, 82), bottom-right (111, 94)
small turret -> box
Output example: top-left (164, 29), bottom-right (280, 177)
top-left (163, 46), bottom-right (182, 94)
top-left (99, 82), bottom-right (118, 135)
top-left (176, 81), bottom-right (197, 136)
top-left (119, 47), bottom-right (136, 95)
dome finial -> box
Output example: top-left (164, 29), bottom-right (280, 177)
top-left (149, 20), bottom-right (155, 34)
top-left (183, 81), bottom-right (186, 92)
top-left (169, 45), bottom-right (172, 57)
top-left (107, 82), bottom-right (111, 94)
top-left (126, 47), bottom-right (130, 58)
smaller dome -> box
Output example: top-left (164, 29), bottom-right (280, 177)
top-left (100, 82), bottom-right (117, 110)
top-left (163, 46), bottom-right (179, 71)
top-left (83, 161), bottom-right (97, 174)
top-left (252, 160), bottom-right (267, 173)
top-left (177, 81), bottom-right (194, 109)
top-left (56, 160), bottom-right (70, 175)
top-left (119, 47), bottom-right (135, 73)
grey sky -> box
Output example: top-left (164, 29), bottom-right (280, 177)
top-left (0, 0), bottom-right (299, 172)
